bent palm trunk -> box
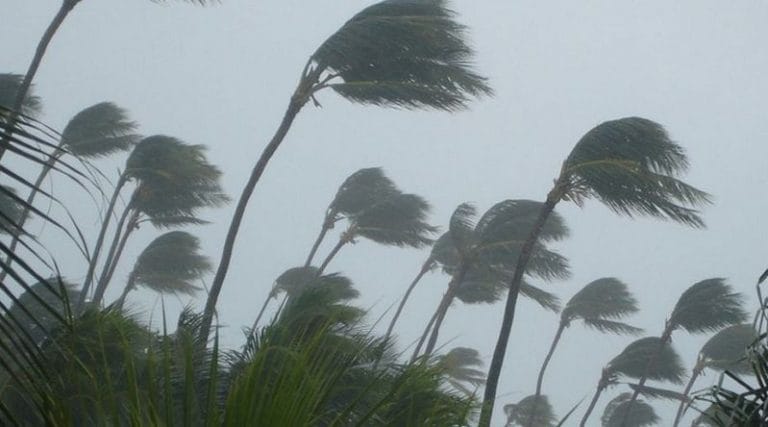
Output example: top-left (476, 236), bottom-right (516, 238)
top-left (382, 258), bottom-right (433, 345)
top-left (672, 363), bottom-right (701, 427)
top-left (525, 322), bottom-right (566, 427)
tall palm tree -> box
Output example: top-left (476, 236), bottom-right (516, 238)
top-left (526, 278), bottom-right (642, 426)
top-left (504, 395), bottom-right (557, 427)
top-left (316, 191), bottom-right (437, 275)
top-left (579, 336), bottom-right (686, 426)
top-left (0, 102), bottom-right (139, 284)
top-left (201, 0), bottom-right (492, 343)
top-left (114, 231), bottom-right (212, 308)
top-left (601, 393), bottom-right (658, 427)
top-left (305, 167), bottom-right (399, 267)
top-left (671, 323), bottom-right (756, 426)
top-left (481, 117), bottom-right (711, 426)
top-left (437, 346), bottom-right (486, 396)
top-left (419, 200), bottom-right (568, 357)
top-left (79, 135), bottom-right (226, 307)
top-left (0, 0), bottom-right (213, 161)
top-left (382, 256), bottom-right (435, 346)
top-left (620, 278), bottom-right (746, 425)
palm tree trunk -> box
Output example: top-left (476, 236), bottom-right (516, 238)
top-left (114, 272), bottom-right (137, 310)
top-left (0, 151), bottom-right (62, 284)
top-left (250, 293), bottom-right (275, 332)
top-left (199, 68), bottom-right (319, 345)
top-left (411, 305), bottom-right (440, 363)
top-left (382, 258), bottom-right (433, 345)
top-left (424, 267), bottom-right (468, 356)
top-left (304, 219), bottom-right (331, 267)
top-left (618, 325), bottom-right (673, 427)
top-left (77, 174), bottom-right (128, 309)
top-left (480, 192), bottom-right (561, 427)
top-left (525, 322), bottom-right (567, 427)
top-left (579, 384), bottom-right (605, 427)
top-left (672, 362), bottom-right (702, 427)
top-left (92, 210), bottom-right (139, 305)
top-left (317, 237), bottom-right (347, 277)
top-left (0, 0), bottom-right (79, 161)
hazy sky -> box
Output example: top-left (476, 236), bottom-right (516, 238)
top-left (5, 1), bottom-right (768, 425)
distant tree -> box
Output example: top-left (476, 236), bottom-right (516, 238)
top-left (481, 117), bottom-right (711, 426)
top-left (418, 200), bottom-right (568, 357)
top-left (672, 324), bottom-right (756, 426)
top-left (437, 347), bottom-right (486, 396)
top-left (504, 394), bottom-right (557, 427)
top-left (579, 337), bottom-right (686, 426)
top-left (114, 231), bottom-right (212, 308)
top-left (526, 278), bottom-right (642, 427)
top-left (601, 393), bottom-right (658, 427)
top-left (201, 0), bottom-right (492, 343)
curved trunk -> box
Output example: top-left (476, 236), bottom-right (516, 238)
top-left (199, 71), bottom-right (318, 344)
top-left (77, 174), bottom-right (128, 309)
top-left (316, 237), bottom-right (347, 277)
top-left (0, 151), bottom-right (62, 284)
top-left (304, 220), bottom-right (331, 267)
top-left (525, 322), bottom-right (566, 427)
top-left (479, 193), bottom-right (560, 427)
top-left (92, 210), bottom-right (139, 305)
top-left (382, 258), bottom-right (433, 345)
top-left (250, 293), bottom-right (274, 332)
top-left (618, 325), bottom-right (674, 427)
top-left (0, 0), bottom-right (78, 161)
top-left (579, 384), bottom-right (605, 427)
top-left (424, 266), bottom-right (468, 356)
top-left (671, 360), bottom-right (703, 427)
top-left (114, 272), bottom-right (137, 310)
top-left (411, 305), bottom-right (440, 363)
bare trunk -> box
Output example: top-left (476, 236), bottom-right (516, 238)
top-left (424, 266), bottom-right (468, 356)
top-left (199, 68), bottom-right (319, 345)
top-left (479, 193), bottom-right (560, 427)
top-left (77, 174), bottom-right (127, 309)
top-left (382, 258), bottom-right (433, 345)
top-left (579, 384), bottom-right (605, 427)
top-left (411, 305), bottom-right (440, 363)
top-left (92, 210), bottom-right (138, 306)
top-left (316, 237), bottom-right (347, 277)
top-left (250, 293), bottom-right (274, 332)
top-left (304, 219), bottom-right (331, 267)
top-left (525, 322), bottom-right (566, 427)
top-left (672, 362), bottom-right (701, 427)
top-left (114, 272), bottom-right (137, 310)
top-left (0, 0), bottom-right (78, 161)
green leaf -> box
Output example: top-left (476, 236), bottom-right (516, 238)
top-left (700, 324), bottom-right (756, 374)
top-left (61, 102), bottom-right (140, 158)
top-left (670, 278), bottom-right (747, 334)
top-left (607, 337), bottom-right (686, 384)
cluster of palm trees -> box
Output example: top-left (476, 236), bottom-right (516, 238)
top-left (1, 0), bottom-right (764, 425)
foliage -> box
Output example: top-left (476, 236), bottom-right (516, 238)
top-left (503, 394), bottom-right (556, 427)
top-left (669, 278), bottom-right (747, 334)
top-left (437, 346), bottom-right (486, 396)
top-left (601, 393), bottom-right (658, 427)
top-left (0, 73), bottom-right (42, 118)
top-left (607, 337), bottom-right (686, 385)
top-left (61, 102), bottom-right (140, 158)
top-left (699, 324), bottom-right (756, 374)
top-left (561, 277), bottom-right (642, 334)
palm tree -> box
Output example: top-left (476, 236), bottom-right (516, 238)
top-left (481, 117), bottom-right (711, 426)
top-left (525, 278), bottom-right (642, 426)
top-left (419, 200), bottom-right (568, 357)
top-left (504, 395), bottom-right (557, 427)
top-left (620, 278), bottom-right (746, 425)
top-left (382, 256), bottom-right (435, 346)
top-left (201, 0), bottom-right (492, 343)
top-left (671, 323), bottom-right (756, 426)
top-left (601, 393), bottom-right (659, 427)
top-left (114, 231), bottom-right (212, 309)
top-left (0, 102), bottom-right (139, 284)
top-left (437, 347), bottom-right (486, 396)
top-left (0, 73), bottom-right (42, 120)
top-left (316, 191), bottom-right (437, 276)
top-left (79, 135), bottom-right (227, 307)
top-left (304, 167), bottom-right (399, 267)
top-left (579, 336), bottom-right (685, 426)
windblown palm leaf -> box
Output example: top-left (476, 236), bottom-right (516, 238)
top-left (562, 117), bottom-right (711, 227)
top-left (5, 278), bottom-right (77, 344)
top-left (562, 277), bottom-right (642, 334)
top-left (313, 0), bottom-right (492, 110)
top-left (601, 393), bottom-right (658, 427)
top-left (669, 278), bottom-right (747, 334)
top-left (128, 231), bottom-right (211, 295)
top-left (351, 192), bottom-right (437, 247)
top-left (329, 167), bottom-right (399, 217)
top-left (607, 337), bottom-right (685, 384)
top-left (438, 347), bottom-right (485, 395)
top-left (503, 394), bottom-right (556, 427)
top-left (0, 73), bottom-right (42, 118)
top-left (61, 102), bottom-right (139, 158)
top-left (273, 267), bottom-right (359, 302)
top-left (700, 324), bottom-right (756, 374)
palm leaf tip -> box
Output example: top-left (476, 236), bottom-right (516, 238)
top-left (61, 102), bottom-right (140, 158)
top-left (608, 336), bottom-right (686, 384)
top-left (670, 278), bottom-right (747, 334)
top-left (313, 0), bottom-right (492, 111)
top-left (353, 192), bottom-right (438, 247)
top-left (329, 167), bottom-right (399, 216)
top-left (564, 117), bottom-right (711, 228)
top-left (562, 278), bottom-right (641, 333)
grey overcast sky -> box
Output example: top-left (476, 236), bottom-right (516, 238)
top-left (5, 1), bottom-right (768, 425)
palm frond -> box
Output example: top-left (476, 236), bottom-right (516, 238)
top-left (130, 231), bottom-right (212, 295)
top-left (0, 186), bottom-right (25, 235)
top-left (626, 383), bottom-right (688, 402)
top-left (519, 282), bottom-right (561, 312)
top-left (438, 347), bottom-right (485, 395)
top-left (0, 73), bottom-right (42, 118)
top-left (475, 199), bottom-right (569, 245)
top-left (601, 393), bottom-right (659, 427)
top-left (448, 202), bottom-right (477, 253)
top-left (562, 277), bottom-right (640, 324)
top-left (607, 337), bottom-right (686, 384)
top-left (670, 278), bottom-right (747, 334)
top-left (274, 267), bottom-right (358, 302)
top-left (329, 167), bottom-right (399, 217)
top-left (581, 318), bottom-right (643, 335)
top-left (503, 394), bottom-right (557, 426)
top-left (563, 117), bottom-right (711, 227)
top-left (699, 324), bottom-right (756, 374)
top-left (352, 192), bottom-right (437, 247)
top-left (5, 278), bottom-right (78, 344)
top-left (61, 102), bottom-right (140, 158)
top-left (313, 0), bottom-right (491, 111)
